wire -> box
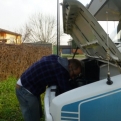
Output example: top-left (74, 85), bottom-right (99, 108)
top-left (106, 11), bottom-right (110, 73)
top-left (106, 11), bottom-right (113, 85)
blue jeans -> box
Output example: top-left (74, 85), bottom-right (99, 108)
top-left (16, 85), bottom-right (43, 121)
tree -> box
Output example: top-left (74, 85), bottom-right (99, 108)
top-left (19, 24), bottom-right (32, 43)
top-left (19, 13), bottom-right (63, 44)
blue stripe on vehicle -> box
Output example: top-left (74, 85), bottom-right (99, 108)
top-left (62, 88), bottom-right (121, 111)
top-left (61, 88), bottom-right (121, 121)
top-left (61, 112), bottom-right (78, 117)
top-left (61, 117), bottom-right (78, 121)
top-left (80, 91), bottom-right (121, 121)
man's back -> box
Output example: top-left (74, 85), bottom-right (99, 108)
top-left (20, 55), bottom-right (70, 96)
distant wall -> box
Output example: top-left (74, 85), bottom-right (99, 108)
top-left (0, 43), bottom-right (52, 80)
top-left (72, 49), bottom-right (83, 54)
top-left (59, 45), bottom-right (83, 54)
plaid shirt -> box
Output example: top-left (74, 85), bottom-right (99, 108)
top-left (21, 55), bottom-right (71, 96)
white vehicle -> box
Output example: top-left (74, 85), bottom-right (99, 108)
top-left (44, 0), bottom-right (121, 121)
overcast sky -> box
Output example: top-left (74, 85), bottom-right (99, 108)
top-left (0, 0), bottom-right (92, 45)
top-left (0, 0), bottom-right (91, 29)
top-left (0, 0), bottom-right (59, 30)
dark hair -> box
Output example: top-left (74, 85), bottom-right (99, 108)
top-left (68, 59), bottom-right (81, 70)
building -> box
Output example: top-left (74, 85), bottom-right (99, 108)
top-left (60, 39), bottom-right (83, 54)
top-left (0, 28), bottom-right (22, 44)
top-left (60, 45), bottom-right (72, 54)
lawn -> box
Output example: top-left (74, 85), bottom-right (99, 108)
top-left (61, 54), bottom-right (85, 59)
top-left (0, 77), bottom-right (45, 121)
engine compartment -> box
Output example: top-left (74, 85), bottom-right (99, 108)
top-left (69, 58), bottom-right (121, 89)
top-left (54, 58), bottom-right (121, 96)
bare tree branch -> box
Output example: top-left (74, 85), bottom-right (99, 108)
top-left (18, 12), bottom-right (64, 45)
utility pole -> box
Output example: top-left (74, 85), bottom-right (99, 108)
top-left (57, 0), bottom-right (60, 55)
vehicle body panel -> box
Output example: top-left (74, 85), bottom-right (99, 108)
top-left (88, 0), bottom-right (121, 21)
top-left (44, 0), bottom-right (121, 121)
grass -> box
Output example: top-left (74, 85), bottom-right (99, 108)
top-left (0, 77), bottom-right (45, 121)
top-left (61, 54), bottom-right (85, 59)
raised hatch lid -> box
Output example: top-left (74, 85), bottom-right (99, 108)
top-left (62, 0), bottom-right (121, 62)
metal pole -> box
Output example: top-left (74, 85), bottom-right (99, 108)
top-left (57, 0), bottom-right (60, 55)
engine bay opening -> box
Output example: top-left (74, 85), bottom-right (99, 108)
top-left (69, 58), bottom-right (120, 89)
top-left (55, 58), bottom-right (121, 96)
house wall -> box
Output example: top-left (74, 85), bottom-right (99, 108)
top-left (0, 32), bottom-right (22, 44)
top-left (6, 33), bottom-right (21, 44)
top-left (0, 32), bottom-right (6, 38)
